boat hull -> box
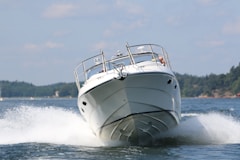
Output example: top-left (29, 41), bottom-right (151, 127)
top-left (78, 72), bottom-right (181, 145)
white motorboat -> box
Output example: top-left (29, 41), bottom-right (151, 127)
top-left (74, 44), bottom-right (181, 145)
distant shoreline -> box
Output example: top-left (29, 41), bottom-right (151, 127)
top-left (1, 62), bottom-right (240, 98)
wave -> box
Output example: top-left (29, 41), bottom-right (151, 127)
top-left (181, 113), bottom-right (199, 117)
top-left (158, 112), bottom-right (240, 145)
top-left (0, 106), bottom-right (239, 146)
top-left (0, 106), bottom-right (103, 146)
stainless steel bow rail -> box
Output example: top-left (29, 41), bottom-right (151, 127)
top-left (74, 44), bottom-right (172, 90)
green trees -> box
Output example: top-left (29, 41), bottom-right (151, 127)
top-left (176, 62), bottom-right (240, 97)
top-left (0, 81), bottom-right (78, 98)
top-left (0, 81), bottom-right (35, 97)
top-left (1, 62), bottom-right (240, 98)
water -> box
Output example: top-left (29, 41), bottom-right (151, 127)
top-left (0, 98), bottom-right (240, 159)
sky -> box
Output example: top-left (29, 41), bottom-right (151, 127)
top-left (1, 0), bottom-right (240, 85)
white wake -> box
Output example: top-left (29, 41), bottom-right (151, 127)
top-left (0, 106), bottom-right (239, 146)
top-left (0, 106), bottom-right (103, 146)
top-left (159, 112), bottom-right (240, 145)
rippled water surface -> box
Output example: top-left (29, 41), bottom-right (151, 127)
top-left (0, 98), bottom-right (240, 159)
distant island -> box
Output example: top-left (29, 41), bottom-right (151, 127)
top-left (0, 81), bottom-right (77, 98)
top-left (176, 62), bottom-right (240, 98)
top-left (1, 63), bottom-right (240, 98)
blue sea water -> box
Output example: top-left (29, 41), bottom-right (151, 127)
top-left (0, 98), bottom-right (240, 160)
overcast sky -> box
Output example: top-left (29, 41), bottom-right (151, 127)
top-left (1, 0), bottom-right (240, 85)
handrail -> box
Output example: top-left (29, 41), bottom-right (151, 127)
top-left (101, 51), bottom-right (107, 72)
top-left (74, 44), bottom-right (172, 90)
top-left (126, 43), bottom-right (135, 65)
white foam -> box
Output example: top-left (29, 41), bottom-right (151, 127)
top-left (160, 112), bottom-right (240, 144)
top-left (1, 106), bottom-right (239, 146)
top-left (181, 113), bottom-right (199, 117)
top-left (0, 106), bottom-right (103, 146)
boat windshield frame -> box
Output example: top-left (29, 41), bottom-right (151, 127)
top-left (74, 44), bottom-right (172, 90)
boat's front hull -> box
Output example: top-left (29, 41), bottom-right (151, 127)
top-left (78, 72), bottom-right (181, 145)
top-left (100, 110), bottom-right (179, 145)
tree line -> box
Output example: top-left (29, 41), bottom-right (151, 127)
top-left (0, 81), bottom-right (78, 98)
top-left (176, 62), bottom-right (240, 97)
top-left (1, 62), bottom-right (240, 98)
